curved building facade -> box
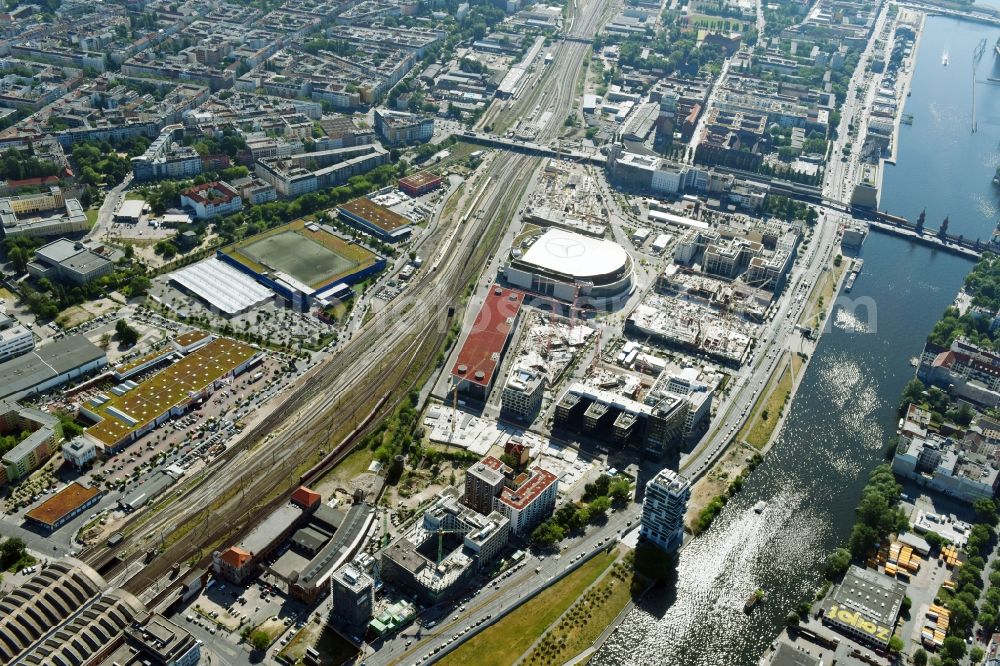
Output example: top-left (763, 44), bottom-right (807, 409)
top-left (505, 228), bottom-right (633, 309)
top-left (0, 558), bottom-right (146, 665)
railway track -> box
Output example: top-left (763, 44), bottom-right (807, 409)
top-left (83, 0), bottom-right (609, 598)
top-left (85, 146), bottom-right (538, 604)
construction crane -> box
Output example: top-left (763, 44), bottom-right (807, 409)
top-left (430, 526), bottom-right (468, 564)
top-left (974, 38), bottom-right (987, 133)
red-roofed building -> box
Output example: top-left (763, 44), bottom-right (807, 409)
top-left (921, 338), bottom-right (1000, 408)
top-left (504, 439), bottom-right (530, 467)
top-left (180, 181), bottom-right (243, 219)
top-left (496, 465), bottom-right (558, 535)
top-left (451, 286), bottom-right (524, 400)
top-left (462, 454), bottom-right (558, 535)
top-left (215, 546), bottom-right (253, 582)
top-left (291, 486), bottom-right (321, 511)
top-left (398, 171), bottom-right (442, 197)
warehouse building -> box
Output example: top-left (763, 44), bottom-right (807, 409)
top-left (0, 558), bottom-right (146, 664)
top-left (213, 502), bottom-right (306, 584)
top-left (0, 335), bottom-right (107, 401)
top-left (822, 565), bottom-right (905, 650)
top-left (398, 171), bottom-right (443, 196)
top-left (289, 500), bottom-right (374, 603)
top-left (451, 286), bottom-right (524, 401)
top-left (169, 257), bottom-right (275, 316)
top-left (506, 228), bottom-right (634, 309)
top-left (28, 238), bottom-right (114, 285)
top-left (0, 400), bottom-right (59, 486)
top-left (81, 337), bottom-right (261, 453)
top-left (337, 197), bottom-right (414, 242)
top-left (25, 481), bottom-right (104, 532)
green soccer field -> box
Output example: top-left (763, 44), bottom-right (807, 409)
top-left (241, 231), bottom-right (358, 287)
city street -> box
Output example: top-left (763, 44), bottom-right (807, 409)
top-left (365, 509), bottom-right (639, 666)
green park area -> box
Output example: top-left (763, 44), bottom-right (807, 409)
top-left (522, 553), bottom-right (637, 665)
top-left (439, 549), bottom-right (618, 666)
top-left (738, 353), bottom-right (801, 450)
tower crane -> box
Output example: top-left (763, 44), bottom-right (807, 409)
top-left (429, 526), bottom-right (468, 564)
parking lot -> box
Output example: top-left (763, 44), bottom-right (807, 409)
top-left (180, 575), bottom-right (314, 660)
top-left (148, 279), bottom-right (338, 352)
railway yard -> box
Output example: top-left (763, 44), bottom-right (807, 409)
top-left (0, 0), bottom-right (902, 662)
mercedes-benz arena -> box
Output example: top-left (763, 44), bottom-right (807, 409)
top-left (505, 228), bottom-right (633, 308)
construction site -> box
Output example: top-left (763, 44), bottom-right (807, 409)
top-left (521, 161), bottom-right (610, 238)
top-left (498, 310), bottom-right (595, 424)
top-left (626, 292), bottom-right (758, 367)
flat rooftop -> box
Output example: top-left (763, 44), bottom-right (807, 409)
top-left (451, 286), bottom-right (524, 388)
top-left (0, 335), bottom-right (106, 400)
top-left (26, 482), bottom-right (101, 527)
top-left (114, 349), bottom-right (174, 376)
top-left (115, 199), bottom-right (145, 219)
top-left (340, 197), bottom-right (411, 233)
top-left (824, 565), bottom-right (904, 643)
top-left (239, 503), bottom-right (303, 555)
top-left (499, 466), bottom-right (557, 510)
top-left (86, 338), bottom-right (257, 446)
top-left (173, 330), bottom-right (210, 348)
top-left (298, 502), bottom-right (371, 588)
top-left (398, 171), bottom-right (441, 189)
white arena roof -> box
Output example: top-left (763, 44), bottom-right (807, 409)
top-left (170, 258), bottom-right (273, 315)
top-left (518, 228), bottom-right (629, 279)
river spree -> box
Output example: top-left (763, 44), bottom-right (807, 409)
top-left (882, 16), bottom-right (1000, 240)
top-left (592, 14), bottom-right (998, 666)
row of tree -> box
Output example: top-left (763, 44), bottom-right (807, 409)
top-left (530, 474), bottom-right (631, 547)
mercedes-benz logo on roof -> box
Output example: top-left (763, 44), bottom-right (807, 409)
top-left (544, 236), bottom-right (586, 259)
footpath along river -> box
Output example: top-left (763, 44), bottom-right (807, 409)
top-left (591, 13), bottom-right (1000, 665)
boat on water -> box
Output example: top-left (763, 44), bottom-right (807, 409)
top-left (753, 500), bottom-right (766, 514)
top-left (853, 258), bottom-right (864, 274)
top-left (745, 589), bottom-right (765, 613)
top-left (942, 50), bottom-right (949, 66)
top-left (845, 273), bottom-right (856, 292)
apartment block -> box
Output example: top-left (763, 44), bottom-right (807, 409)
top-left (0, 312), bottom-right (33, 363)
top-left (374, 109), bottom-right (433, 145)
top-left (640, 468), bottom-right (690, 553)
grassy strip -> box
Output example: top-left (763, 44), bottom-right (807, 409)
top-left (740, 354), bottom-right (794, 449)
top-left (799, 261), bottom-right (846, 328)
top-left (438, 550), bottom-right (618, 666)
top-left (522, 553), bottom-right (637, 665)
top-left (690, 453), bottom-right (764, 535)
